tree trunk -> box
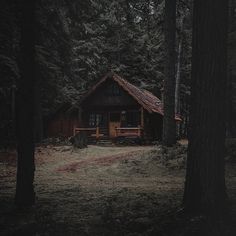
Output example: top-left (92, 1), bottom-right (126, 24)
top-left (183, 0), bottom-right (228, 215)
top-left (175, 16), bottom-right (184, 138)
top-left (227, 0), bottom-right (236, 137)
top-left (15, 0), bottom-right (35, 206)
top-left (162, 0), bottom-right (176, 146)
top-left (226, 62), bottom-right (233, 138)
top-left (175, 17), bottom-right (184, 115)
top-left (34, 74), bottom-right (43, 143)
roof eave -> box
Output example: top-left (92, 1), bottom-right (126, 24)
top-left (113, 75), bottom-right (154, 113)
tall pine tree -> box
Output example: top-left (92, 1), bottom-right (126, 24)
top-left (15, 0), bottom-right (36, 206)
top-left (183, 0), bottom-right (228, 214)
top-left (162, 0), bottom-right (177, 146)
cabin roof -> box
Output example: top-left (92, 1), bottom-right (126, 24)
top-left (80, 72), bottom-right (162, 114)
top-left (80, 72), bottom-right (181, 120)
top-left (113, 74), bottom-right (163, 114)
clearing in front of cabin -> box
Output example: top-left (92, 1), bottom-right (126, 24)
top-left (0, 143), bottom-right (236, 236)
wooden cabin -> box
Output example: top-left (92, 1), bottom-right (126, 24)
top-left (75, 72), bottom-right (181, 143)
top-left (46, 103), bottom-right (80, 138)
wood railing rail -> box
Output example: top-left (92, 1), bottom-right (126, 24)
top-left (73, 127), bottom-right (103, 140)
top-left (115, 127), bottom-right (143, 137)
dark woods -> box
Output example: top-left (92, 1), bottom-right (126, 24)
top-left (3, 1), bottom-right (235, 148)
top-left (0, 0), bottom-right (193, 149)
top-left (0, 0), bottom-right (235, 232)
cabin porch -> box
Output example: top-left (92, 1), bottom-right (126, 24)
top-left (74, 108), bottom-right (145, 143)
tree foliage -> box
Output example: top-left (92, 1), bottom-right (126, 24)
top-left (2, 0), bottom-right (232, 146)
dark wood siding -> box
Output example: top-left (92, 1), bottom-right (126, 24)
top-left (143, 111), bottom-right (163, 141)
top-left (46, 113), bottom-right (80, 137)
top-left (83, 80), bottom-right (138, 108)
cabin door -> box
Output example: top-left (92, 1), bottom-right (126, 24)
top-left (109, 112), bottom-right (120, 138)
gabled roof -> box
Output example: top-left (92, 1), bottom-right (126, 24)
top-left (112, 74), bottom-right (163, 114)
top-left (80, 72), bottom-right (181, 120)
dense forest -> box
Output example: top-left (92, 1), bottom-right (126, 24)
top-left (0, 0), bottom-right (194, 145)
top-left (1, 0), bottom-right (235, 147)
top-left (0, 1), bottom-right (235, 144)
top-left (0, 0), bottom-right (236, 235)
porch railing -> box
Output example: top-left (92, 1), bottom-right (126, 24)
top-left (73, 127), bottom-right (104, 140)
top-left (115, 127), bottom-right (143, 137)
top-left (73, 126), bottom-right (143, 139)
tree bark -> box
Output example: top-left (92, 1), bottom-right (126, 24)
top-left (34, 73), bottom-right (43, 143)
top-left (175, 17), bottom-right (184, 115)
top-left (162, 0), bottom-right (177, 146)
top-left (227, 0), bottom-right (236, 137)
top-left (175, 16), bottom-right (184, 138)
top-left (183, 0), bottom-right (228, 215)
top-left (15, 0), bottom-right (35, 206)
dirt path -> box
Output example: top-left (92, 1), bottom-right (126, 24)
top-left (0, 145), bottom-right (236, 236)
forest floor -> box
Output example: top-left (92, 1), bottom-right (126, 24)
top-left (0, 141), bottom-right (236, 236)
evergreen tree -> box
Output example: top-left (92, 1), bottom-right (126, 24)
top-left (183, 0), bottom-right (228, 214)
top-left (162, 0), bottom-right (177, 146)
top-left (15, 0), bottom-right (36, 206)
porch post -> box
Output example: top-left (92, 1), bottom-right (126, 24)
top-left (138, 126), bottom-right (141, 137)
top-left (141, 107), bottom-right (144, 128)
top-left (78, 107), bottom-right (83, 125)
top-left (96, 126), bottom-right (99, 140)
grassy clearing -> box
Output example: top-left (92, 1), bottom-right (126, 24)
top-left (0, 143), bottom-right (236, 235)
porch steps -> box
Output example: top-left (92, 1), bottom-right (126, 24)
top-left (97, 141), bottom-right (113, 146)
top-left (97, 136), bottom-right (113, 146)
top-left (99, 127), bottom-right (109, 137)
top-left (87, 134), bottom-right (113, 146)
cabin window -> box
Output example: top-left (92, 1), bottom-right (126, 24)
top-left (89, 114), bottom-right (96, 127)
top-left (126, 111), bottom-right (140, 127)
top-left (89, 113), bottom-right (106, 127)
top-left (106, 83), bottom-right (121, 96)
